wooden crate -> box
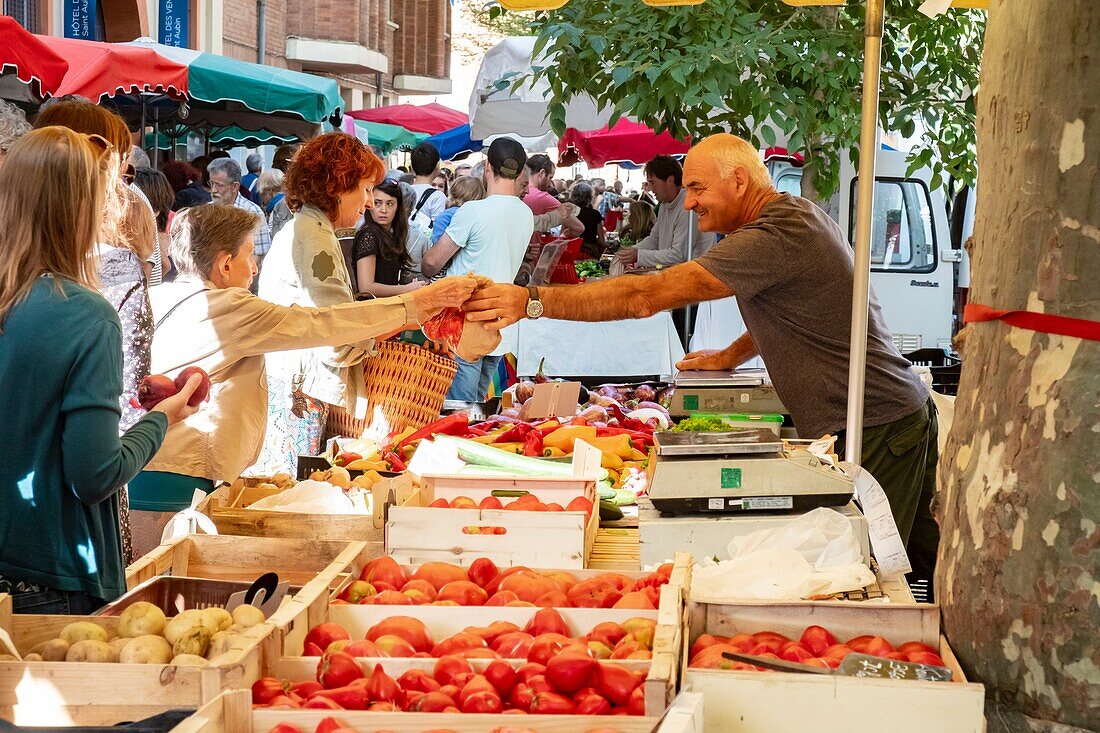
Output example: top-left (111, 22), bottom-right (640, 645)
top-left (386, 475), bottom-right (598, 568)
top-left (0, 594), bottom-right (269, 726)
top-left (126, 534), bottom-right (382, 592)
top-left (681, 598), bottom-right (985, 732)
top-left (174, 689), bottom-right (666, 733)
top-left (196, 473), bottom-right (416, 544)
top-left (268, 552), bottom-right (692, 719)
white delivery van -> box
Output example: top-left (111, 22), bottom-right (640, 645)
top-left (768, 148), bottom-right (969, 353)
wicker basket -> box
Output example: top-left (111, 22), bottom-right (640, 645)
top-left (327, 340), bottom-right (457, 438)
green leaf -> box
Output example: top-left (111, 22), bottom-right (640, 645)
top-left (611, 65), bottom-right (632, 86)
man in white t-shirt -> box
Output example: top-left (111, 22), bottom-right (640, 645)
top-left (409, 142), bottom-right (448, 231)
top-left (422, 138), bottom-right (534, 402)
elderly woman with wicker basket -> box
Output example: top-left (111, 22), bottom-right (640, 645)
top-left (247, 133), bottom-right (473, 475)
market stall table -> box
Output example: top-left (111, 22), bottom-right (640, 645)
top-left (514, 311), bottom-right (685, 380)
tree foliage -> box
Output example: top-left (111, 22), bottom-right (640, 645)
top-left (522, 0), bottom-right (984, 200)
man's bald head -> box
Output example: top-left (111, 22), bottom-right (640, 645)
top-left (687, 134), bottom-right (772, 190)
top-left (683, 134), bottom-right (777, 233)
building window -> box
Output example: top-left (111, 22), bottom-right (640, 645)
top-left (4, 0), bottom-right (42, 32)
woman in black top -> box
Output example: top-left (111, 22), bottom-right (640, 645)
top-left (353, 181), bottom-right (424, 298)
top-left (570, 181), bottom-right (605, 259)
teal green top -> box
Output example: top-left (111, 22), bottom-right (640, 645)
top-left (0, 277), bottom-right (168, 601)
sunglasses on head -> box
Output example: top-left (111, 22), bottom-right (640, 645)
top-left (81, 133), bottom-right (113, 159)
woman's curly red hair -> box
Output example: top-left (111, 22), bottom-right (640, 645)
top-left (284, 132), bottom-right (384, 220)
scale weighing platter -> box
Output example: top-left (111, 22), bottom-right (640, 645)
top-left (670, 369), bottom-right (787, 417)
top-left (674, 368), bottom-right (770, 388)
top-left (655, 429), bottom-right (782, 457)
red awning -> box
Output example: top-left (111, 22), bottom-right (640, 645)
top-left (558, 118), bottom-right (691, 168)
top-left (48, 36), bottom-right (190, 101)
top-left (0, 17), bottom-right (69, 104)
top-left (347, 102), bottom-right (468, 136)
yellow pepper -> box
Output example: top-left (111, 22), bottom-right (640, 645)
top-left (584, 434), bottom-right (635, 459)
top-left (601, 452), bottom-right (624, 469)
top-left (627, 448), bottom-right (650, 462)
top-left (541, 447), bottom-right (567, 458)
top-left (492, 442), bottom-right (526, 454)
top-left (470, 434), bottom-right (500, 444)
top-left (543, 425), bottom-right (598, 452)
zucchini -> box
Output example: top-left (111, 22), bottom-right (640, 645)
top-left (599, 500), bottom-right (624, 521)
top-left (435, 435), bottom-right (609, 481)
top-left (491, 489), bottom-right (530, 498)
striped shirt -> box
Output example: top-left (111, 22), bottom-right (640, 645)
top-left (232, 192), bottom-right (273, 256)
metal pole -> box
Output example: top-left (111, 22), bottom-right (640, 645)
top-left (681, 209), bottom-right (697, 347)
top-left (256, 0), bottom-right (267, 64)
top-left (152, 106), bottom-right (160, 168)
top-left (843, 0), bottom-right (885, 465)
top-left (140, 96), bottom-right (148, 162)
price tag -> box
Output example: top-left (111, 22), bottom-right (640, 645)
top-left (839, 462), bottom-right (912, 579)
top-left (524, 381), bottom-right (582, 420)
top-left (572, 439), bottom-right (603, 479)
top-left (407, 437), bottom-right (463, 478)
top-left (842, 653), bottom-right (953, 682)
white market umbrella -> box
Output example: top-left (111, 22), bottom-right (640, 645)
top-left (469, 36), bottom-right (617, 141)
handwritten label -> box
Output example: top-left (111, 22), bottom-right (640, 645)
top-left (839, 463), bottom-right (912, 579)
top-left (844, 653), bottom-right (952, 682)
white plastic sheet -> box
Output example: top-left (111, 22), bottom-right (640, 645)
top-left (246, 480), bottom-right (370, 515)
top-left (690, 507), bottom-right (875, 601)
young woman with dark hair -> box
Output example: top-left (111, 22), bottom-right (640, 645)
top-left (353, 181), bottom-right (424, 298)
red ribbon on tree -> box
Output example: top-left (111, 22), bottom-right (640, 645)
top-left (964, 303), bottom-right (1100, 342)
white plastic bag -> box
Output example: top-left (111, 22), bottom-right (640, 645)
top-left (690, 508), bottom-right (874, 601)
top-left (727, 506), bottom-right (862, 570)
top-left (160, 489), bottom-right (219, 544)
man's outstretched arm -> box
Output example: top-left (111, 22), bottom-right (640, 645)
top-left (463, 261), bottom-right (734, 330)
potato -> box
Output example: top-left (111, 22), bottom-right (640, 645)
top-left (65, 640), bottom-right (115, 663)
top-left (205, 631), bottom-right (235, 660)
top-left (118, 601), bottom-right (167, 638)
top-left (200, 607), bottom-right (233, 634)
top-left (272, 473), bottom-right (294, 488)
top-left (108, 637), bottom-right (131, 661)
top-left (31, 638), bottom-right (70, 662)
top-left (59, 621), bottom-right (108, 645)
top-left (0, 654), bottom-right (19, 662)
top-left (172, 626), bottom-right (211, 658)
top-left (170, 654), bottom-right (207, 666)
top-left (163, 609), bottom-right (205, 645)
top-left (118, 635), bottom-right (172, 664)
top-left (230, 604), bottom-right (265, 629)
top-left (22, 653), bottom-right (42, 662)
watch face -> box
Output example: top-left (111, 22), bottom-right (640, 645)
top-left (526, 299), bottom-right (545, 319)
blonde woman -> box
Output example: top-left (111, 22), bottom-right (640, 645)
top-left (33, 100), bottom-right (160, 565)
top-left (0, 128), bottom-right (200, 613)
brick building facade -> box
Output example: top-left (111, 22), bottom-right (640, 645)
top-left (11, 0), bottom-right (452, 110)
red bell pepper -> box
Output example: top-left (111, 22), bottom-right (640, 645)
top-left (494, 423), bottom-right (535, 443)
top-left (390, 413), bottom-right (470, 451)
top-left (523, 430), bottom-right (544, 457)
top-left (383, 451), bottom-right (407, 472)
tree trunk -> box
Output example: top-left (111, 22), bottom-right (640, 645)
top-left (937, 1), bottom-right (1099, 729)
top-left (800, 155), bottom-right (841, 222)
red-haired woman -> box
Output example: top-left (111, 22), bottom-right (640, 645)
top-left (252, 133), bottom-right (389, 472)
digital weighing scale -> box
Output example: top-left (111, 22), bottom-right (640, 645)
top-left (669, 369), bottom-right (787, 417)
top-left (648, 429), bottom-right (854, 515)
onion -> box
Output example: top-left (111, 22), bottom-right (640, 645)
top-left (577, 405), bottom-right (609, 423)
top-left (514, 380), bottom-right (536, 403)
top-left (596, 385), bottom-right (620, 399)
top-left (501, 408), bottom-right (521, 419)
top-left (634, 384), bottom-right (658, 402)
top-left (627, 408), bottom-right (670, 430)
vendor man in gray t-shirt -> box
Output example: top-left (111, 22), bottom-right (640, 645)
top-left (464, 133), bottom-right (938, 595)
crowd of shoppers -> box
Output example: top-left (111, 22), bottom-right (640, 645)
top-left (0, 93), bottom-right (719, 612)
